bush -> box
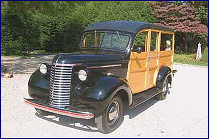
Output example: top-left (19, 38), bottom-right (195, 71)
top-left (1, 5), bottom-right (40, 55)
top-left (1, 1), bottom-right (207, 56)
top-left (201, 47), bottom-right (208, 62)
top-left (31, 50), bottom-right (46, 54)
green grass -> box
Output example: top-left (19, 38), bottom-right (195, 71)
top-left (31, 50), bottom-right (47, 54)
top-left (174, 47), bottom-right (208, 66)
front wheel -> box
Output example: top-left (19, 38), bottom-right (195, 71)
top-left (156, 77), bottom-right (169, 100)
top-left (95, 96), bottom-right (124, 134)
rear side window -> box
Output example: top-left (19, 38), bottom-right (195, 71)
top-left (160, 33), bottom-right (173, 51)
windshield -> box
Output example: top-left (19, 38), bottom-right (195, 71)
top-left (80, 31), bottom-right (130, 51)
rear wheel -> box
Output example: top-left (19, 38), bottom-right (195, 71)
top-left (95, 96), bottom-right (124, 134)
top-left (156, 77), bottom-right (169, 100)
top-left (35, 108), bottom-right (51, 116)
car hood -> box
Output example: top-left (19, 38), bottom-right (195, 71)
top-left (52, 50), bottom-right (124, 65)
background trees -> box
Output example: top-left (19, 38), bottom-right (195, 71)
top-left (150, 1), bottom-right (208, 53)
top-left (1, 1), bottom-right (208, 55)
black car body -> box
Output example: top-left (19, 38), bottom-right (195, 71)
top-left (25, 21), bottom-right (176, 133)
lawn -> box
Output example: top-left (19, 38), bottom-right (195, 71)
top-left (174, 47), bottom-right (208, 66)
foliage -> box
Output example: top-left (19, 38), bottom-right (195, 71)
top-left (1, 1), bottom-right (208, 56)
top-left (202, 47), bottom-right (208, 62)
top-left (150, 1), bottom-right (208, 53)
top-left (31, 50), bottom-right (46, 54)
top-left (151, 1), bottom-right (207, 34)
top-left (188, 1), bottom-right (208, 26)
top-left (1, 1), bottom-right (156, 55)
top-left (1, 4), bottom-right (40, 55)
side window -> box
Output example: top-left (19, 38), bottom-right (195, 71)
top-left (111, 34), bottom-right (129, 50)
top-left (150, 32), bottom-right (159, 51)
top-left (101, 33), bottom-right (130, 50)
top-left (133, 31), bottom-right (148, 52)
top-left (160, 33), bottom-right (173, 51)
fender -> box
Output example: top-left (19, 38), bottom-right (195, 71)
top-left (156, 66), bottom-right (172, 87)
top-left (72, 76), bottom-right (132, 115)
top-left (28, 69), bottom-right (50, 99)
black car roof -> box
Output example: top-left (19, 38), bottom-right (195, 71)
top-left (84, 21), bottom-right (173, 35)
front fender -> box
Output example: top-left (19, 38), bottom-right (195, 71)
top-left (72, 76), bottom-right (132, 116)
top-left (28, 69), bottom-right (50, 99)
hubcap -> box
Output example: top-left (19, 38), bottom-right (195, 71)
top-left (107, 100), bottom-right (120, 126)
top-left (162, 79), bottom-right (168, 96)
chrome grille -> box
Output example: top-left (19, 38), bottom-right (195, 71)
top-left (49, 64), bottom-right (72, 109)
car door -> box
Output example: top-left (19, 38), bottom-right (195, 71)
top-left (127, 31), bottom-right (149, 94)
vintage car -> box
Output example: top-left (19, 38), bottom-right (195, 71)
top-left (24, 21), bottom-right (176, 133)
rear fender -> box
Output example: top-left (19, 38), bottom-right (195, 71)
top-left (156, 66), bottom-right (172, 87)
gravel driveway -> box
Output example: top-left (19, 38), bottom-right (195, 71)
top-left (1, 62), bottom-right (208, 137)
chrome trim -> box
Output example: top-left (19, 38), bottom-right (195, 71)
top-left (49, 63), bottom-right (74, 109)
top-left (54, 80), bottom-right (71, 83)
top-left (52, 63), bottom-right (82, 66)
top-left (53, 88), bottom-right (71, 90)
top-left (55, 70), bottom-right (72, 72)
top-left (55, 67), bottom-right (73, 69)
top-left (88, 64), bottom-right (122, 69)
top-left (107, 100), bottom-right (120, 126)
top-left (54, 82), bottom-right (71, 85)
top-left (56, 74), bottom-right (71, 77)
top-left (24, 99), bottom-right (94, 119)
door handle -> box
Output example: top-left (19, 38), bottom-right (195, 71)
top-left (148, 56), bottom-right (151, 61)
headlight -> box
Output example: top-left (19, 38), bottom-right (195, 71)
top-left (78, 70), bottom-right (87, 81)
top-left (39, 63), bottom-right (47, 74)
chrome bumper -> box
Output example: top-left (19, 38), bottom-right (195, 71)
top-left (24, 98), bottom-right (94, 119)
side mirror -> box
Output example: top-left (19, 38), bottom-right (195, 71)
top-left (136, 47), bottom-right (143, 53)
top-left (132, 46), bottom-right (143, 53)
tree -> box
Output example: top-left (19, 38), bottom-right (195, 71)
top-left (1, 2), bottom-right (40, 55)
top-left (150, 1), bottom-right (208, 53)
top-left (1, 1), bottom-right (158, 55)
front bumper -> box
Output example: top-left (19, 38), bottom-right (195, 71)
top-left (24, 98), bottom-right (94, 119)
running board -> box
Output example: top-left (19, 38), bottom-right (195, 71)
top-left (130, 87), bottom-right (162, 109)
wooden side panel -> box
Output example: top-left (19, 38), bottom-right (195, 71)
top-left (147, 51), bottom-right (159, 88)
top-left (158, 51), bottom-right (173, 69)
top-left (128, 52), bottom-right (148, 94)
top-left (127, 29), bottom-right (174, 95)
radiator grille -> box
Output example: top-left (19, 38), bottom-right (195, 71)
top-left (49, 64), bottom-right (72, 109)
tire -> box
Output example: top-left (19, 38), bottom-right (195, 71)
top-left (95, 96), bottom-right (124, 134)
top-left (35, 108), bottom-right (51, 116)
top-left (156, 77), bottom-right (169, 100)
